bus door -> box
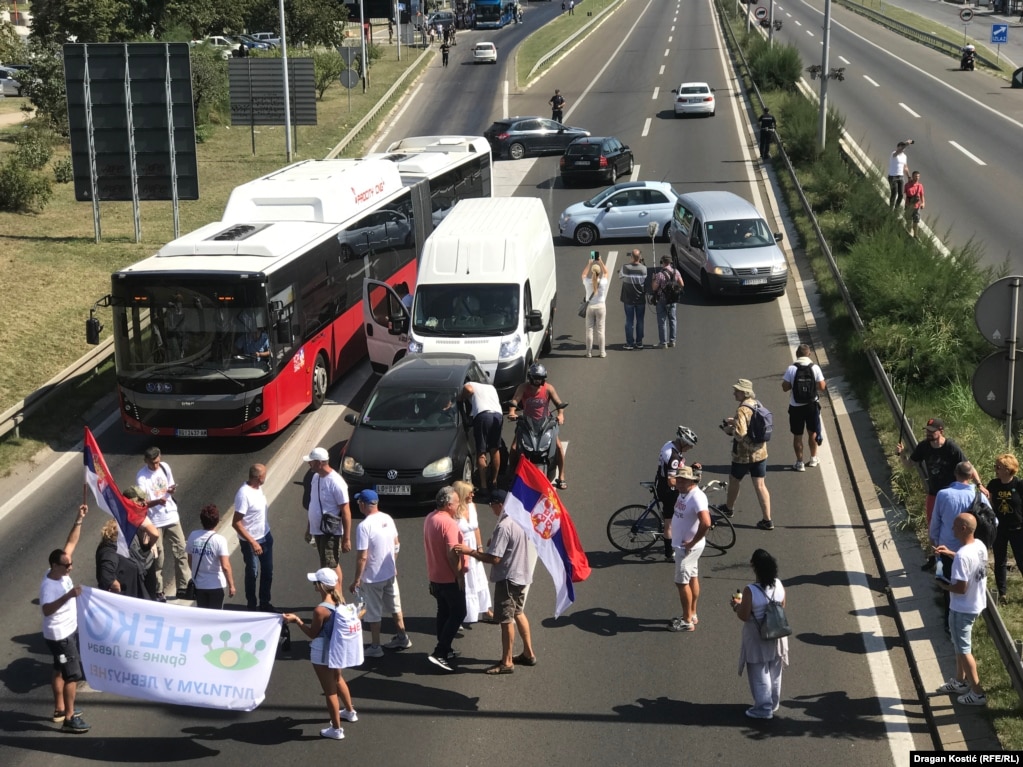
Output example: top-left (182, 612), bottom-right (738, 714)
top-left (363, 278), bottom-right (410, 374)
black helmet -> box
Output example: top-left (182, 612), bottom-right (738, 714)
top-left (676, 425), bottom-right (698, 447)
top-left (527, 363), bottom-right (548, 384)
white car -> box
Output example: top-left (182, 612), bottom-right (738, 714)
top-left (671, 82), bottom-right (716, 117)
top-left (473, 42), bottom-right (497, 64)
top-left (190, 36), bottom-right (241, 59)
top-left (0, 66), bottom-right (23, 97)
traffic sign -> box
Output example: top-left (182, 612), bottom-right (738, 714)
top-left (975, 276), bottom-right (1023, 346)
top-left (1014, 67), bottom-right (1023, 88)
top-left (972, 351), bottom-right (1023, 419)
top-left (755, 6), bottom-right (768, 19)
top-left (992, 23), bottom-right (1008, 45)
top-left (960, 8), bottom-right (974, 23)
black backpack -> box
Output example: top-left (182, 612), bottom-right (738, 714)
top-left (792, 362), bottom-right (816, 405)
top-left (968, 487), bottom-right (998, 548)
top-left (661, 268), bottom-right (683, 304)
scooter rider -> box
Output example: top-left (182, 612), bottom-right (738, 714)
top-left (508, 364), bottom-right (567, 489)
top-left (960, 44), bottom-right (975, 70)
top-left (656, 427), bottom-right (699, 560)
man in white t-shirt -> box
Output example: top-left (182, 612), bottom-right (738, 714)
top-left (350, 489), bottom-right (411, 657)
top-left (232, 463), bottom-right (275, 611)
top-left (781, 343), bottom-right (827, 472)
top-left (934, 513), bottom-right (989, 706)
top-left (669, 465), bottom-right (711, 633)
top-left (136, 446), bottom-right (189, 600)
top-left (459, 381), bottom-right (504, 497)
top-left (40, 504), bottom-right (90, 733)
top-left (303, 447), bottom-right (351, 586)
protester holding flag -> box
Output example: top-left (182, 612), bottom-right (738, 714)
top-left (41, 504), bottom-right (90, 734)
top-left (95, 519), bottom-right (149, 599)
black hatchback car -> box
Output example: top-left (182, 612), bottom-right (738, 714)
top-left (559, 136), bottom-right (634, 187)
top-left (484, 116), bottom-right (590, 160)
top-left (340, 353), bottom-right (488, 506)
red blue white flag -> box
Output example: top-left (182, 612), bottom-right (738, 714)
top-left (83, 427), bottom-right (148, 555)
top-left (504, 459), bottom-right (591, 617)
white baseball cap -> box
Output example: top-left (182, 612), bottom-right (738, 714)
top-left (307, 568), bottom-right (338, 587)
top-left (303, 447), bottom-right (329, 462)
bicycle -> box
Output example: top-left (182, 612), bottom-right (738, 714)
top-left (606, 478), bottom-right (735, 554)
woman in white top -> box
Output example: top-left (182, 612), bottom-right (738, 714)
top-left (581, 256), bottom-right (610, 358)
top-left (453, 480), bottom-right (494, 626)
top-left (887, 139), bottom-right (912, 209)
top-left (731, 548), bottom-right (789, 720)
top-left (186, 505), bottom-right (235, 610)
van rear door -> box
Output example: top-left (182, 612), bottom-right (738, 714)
top-left (362, 279), bottom-right (410, 374)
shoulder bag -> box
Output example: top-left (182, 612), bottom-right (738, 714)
top-left (577, 295), bottom-right (588, 318)
top-left (317, 476), bottom-right (344, 536)
top-left (183, 534), bottom-right (213, 600)
top-left (752, 583), bottom-right (791, 640)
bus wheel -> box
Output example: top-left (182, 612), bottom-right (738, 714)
top-left (310, 354), bottom-right (329, 410)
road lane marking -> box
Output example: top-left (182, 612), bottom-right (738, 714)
top-left (642, 118), bottom-right (651, 137)
top-left (899, 103), bottom-right (920, 118)
top-left (839, 55), bottom-right (850, 64)
top-left (863, 75), bottom-right (880, 87)
top-left (652, 87), bottom-right (659, 99)
top-left (631, 163), bottom-right (641, 181)
top-left (949, 141), bottom-right (986, 165)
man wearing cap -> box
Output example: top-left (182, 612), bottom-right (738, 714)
top-left (896, 418), bottom-right (983, 570)
top-left (668, 466), bottom-right (711, 632)
top-left (422, 486), bottom-right (467, 672)
top-left (456, 489), bottom-right (536, 672)
top-left (232, 464), bottom-right (275, 611)
top-left (648, 254), bottom-right (685, 348)
top-left (721, 379), bottom-right (773, 530)
top-left (303, 447), bottom-right (351, 587)
top-left (350, 489), bottom-right (412, 657)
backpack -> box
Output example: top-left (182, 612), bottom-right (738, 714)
top-left (742, 401), bottom-right (773, 444)
top-left (792, 362), bottom-right (816, 405)
top-left (752, 584), bottom-right (791, 640)
top-left (661, 268), bottom-right (683, 304)
top-left (967, 487), bottom-right (998, 548)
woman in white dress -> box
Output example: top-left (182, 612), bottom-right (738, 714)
top-left (453, 480), bottom-right (494, 626)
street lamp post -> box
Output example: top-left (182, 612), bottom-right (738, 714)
top-left (277, 0), bottom-right (292, 162)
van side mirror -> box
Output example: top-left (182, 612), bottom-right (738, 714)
top-left (525, 309), bottom-right (543, 333)
top-left (388, 315), bottom-right (409, 335)
top-left (690, 233), bottom-right (702, 249)
top-left (774, 232), bottom-right (784, 243)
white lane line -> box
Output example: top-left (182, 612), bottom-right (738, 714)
top-left (899, 103), bottom-right (920, 118)
top-left (795, 19), bottom-right (802, 26)
top-left (806, 30), bottom-right (814, 37)
top-left (664, 48), bottom-right (670, 56)
top-left (652, 86), bottom-right (660, 99)
top-left (659, 64), bottom-right (665, 75)
top-left (863, 75), bottom-right (880, 87)
top-left (642, 118), bottom-right (651, 137)
top-left (631, 163), bottom-right (641, 181)
top-left (949, 141), bottom-right (987, 165)
top-left (839, 55), bottom-right (850, 64)
top-left (668, 36), bottom-right (673, 43)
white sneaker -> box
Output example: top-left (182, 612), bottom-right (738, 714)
top-left (957, 690), bottom-right (988, 706)
top-left (936, 678), bottom-right (969, 694)
top-left (806, 457), bottom-right (820, 468)
top-left (320, 726), bottom-right (345, 740)
top-left (364, 644), bottom-right (384, 658)
top-left (792, 461), bottom-right (805, 472)
top-left (339, 709), bottom-right (358, 723)
top-left (384, 634), bottom-right (413, 650)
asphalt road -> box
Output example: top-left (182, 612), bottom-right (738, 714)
top-left (0, 1), bottom-right (939, 764)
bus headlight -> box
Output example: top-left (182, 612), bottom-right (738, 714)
top-left (342, 456), bottom-right (364, 476)
top-left (423, 456), bottom-right (452, 478)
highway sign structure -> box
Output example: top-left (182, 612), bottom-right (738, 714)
top-left (992, 24), bottom-right (1008, 45)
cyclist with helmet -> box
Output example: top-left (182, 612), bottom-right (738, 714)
top-left (656, 426), bottom-right (699, 560)
top-left (507, 364), bottom-right (567, 489)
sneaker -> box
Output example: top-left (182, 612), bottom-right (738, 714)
top-left (339, 709), bottom-right (358, 723)
top-left (792, 461), bottom-right (805, 472)
top-left (585, 353), bottom-right (592, 358)
top-left (52, 709), bottom-right (82, 723)
top-left (623, 345), bottom-right (634, 351)
top-left (712, 503), bottom-right (734, 518)
top-left (600, 352), bottom-right (607, 358)
top-left (427, 654), bottom-right (454, 672)
top-left (445, 650), bottom-right (460, 660)
top-left (364, 644), bottom-right (384, 658)
top-left (756, 519), bottom-right (775, 531)
top-left (921, 555), bottom-right (937, 572)
top-left (745, 707), bottom-right (773, 720)
top-left (155, 592), bottom-right (167, 603)
top-left (936, 678), bottom-right (969, 694)
top-left (667, 341), bottom-right (676, 348)
top-left (384, 634), bottom-right (413, 650)
top-left (635, 343), bottom-right (644, 349)
top-left (258, 603), bottom-right (279, 613)
top-left (61, 714), bottom-right (91, 734)
top-left (957, 690), bottom-right (988, 706)
top-left (668, 617), bottom-right (694, 632)
top-left (999, 592), bottom-right (1009, 606)
top-left (320, 725), bottom-right (345, 740)
top-left (664, 548), bottom-right (675, 561)
top-left (806, 457), bottom-right (820, 468)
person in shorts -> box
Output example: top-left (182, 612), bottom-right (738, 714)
top-left (41, 504), bottom-right (90, 733)
top-left (303, 447), bottom-right (351, 588)
top-left (720, 378), bottom-right (773, 530)
top-left (459, 380), bottom-right (504, 497)
top-left (668, 466), bottom-right (711, 632)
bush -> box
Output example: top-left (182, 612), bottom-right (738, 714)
top-left (52, 156), bottom-right (73, 184)
top-left (0, 158), bottom-right (54, 212)
top-left (13, 129), bottom-right (55, 171)
top-left (746, 37), bottom-right (802, 92)
top-left (189, 46), bottom-right (230, 126)
top-left (313, 49), bottom-right (346, 100)
top-left (19, 42), bottom-right (69, 136)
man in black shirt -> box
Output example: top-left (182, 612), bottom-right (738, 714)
top-left (758, 108), bottom-right (776, 161)
top-left (549, 89), bottom-right (566, 122)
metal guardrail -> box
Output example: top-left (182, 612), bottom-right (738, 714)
top-left (526, 0), bottom-right (622, 81)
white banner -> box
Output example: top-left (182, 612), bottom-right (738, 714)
top-left (77, 587), bottom-right (282, 711)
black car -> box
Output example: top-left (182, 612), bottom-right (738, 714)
top-left (484, 116), bottom-right (590, 160)
top-left (559, 136), bottom-right (634, 187)
top-left (340, 353), bottom-right (486, 506)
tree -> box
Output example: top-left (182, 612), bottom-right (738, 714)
top-left (312, 50), bottom-right (345, 101)
top-left (30, 0), bottom-right (135, 44)
top-left (247, 0), bottom-right (348, 48)
top-left (19, 42), bottom-right (69, 136)
top-left (0, 18), bottom-right (27, 64)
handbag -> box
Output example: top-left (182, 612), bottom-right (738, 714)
top-left (577, 297), bottom-right (588, 318)
top-left (183, 534), bottom-right (212, 600)
top-left (752, 583), bottom-right (791, 640)
top-left (316, 474), bottom-right (344, 536)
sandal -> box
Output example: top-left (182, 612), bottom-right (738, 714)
top-left (485, 664), bottom-right (514, 675)
top-left (553, 479), bottom-right (568, 490)
top-left (513, 653), bottom-right (537, 666)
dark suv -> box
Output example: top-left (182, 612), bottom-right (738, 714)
top-left (559, 136), bottom-right (634, 187)
top-left (484, 116), bottom-right (590, 160)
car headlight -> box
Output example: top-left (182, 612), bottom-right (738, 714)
top-left (710, 265), bottom-right (734, 276)
top-left (423, 456), bottom-right (453, 478)
top-left (342, 456), bottom-right (364, 476)
top-left (499, 334), bottom-right (522, 359)
top-left (771, 263), bottom-right (787, 275)
top-left (408, 339), bottom-right (423, 353)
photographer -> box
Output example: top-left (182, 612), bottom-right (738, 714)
top-left (581, 252), bottom-right (609, 358)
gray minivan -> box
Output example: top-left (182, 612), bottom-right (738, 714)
top-left (668, 191), bottom-right (787, 298)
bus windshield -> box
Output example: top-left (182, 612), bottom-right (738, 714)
top-left (112, 279), bottom-right (275, 382)
top-left (412, 284), bottom-right (519, 337)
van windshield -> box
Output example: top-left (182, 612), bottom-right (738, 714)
top-left (705, 219), bottom-right (774, 249)
top-left (412, 284), bottom-right (519, 337)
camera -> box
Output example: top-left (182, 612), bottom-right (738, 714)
top-left (719, 419), bottom-right (729, 430)
top-left (590, 250), bottom-right (599, 260)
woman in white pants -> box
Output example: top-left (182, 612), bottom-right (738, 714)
top-left (581, 256), bottom-right (609, 358)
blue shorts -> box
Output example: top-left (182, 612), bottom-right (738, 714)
top-left (473, 411), bottom-right (503, 453)
top-left (949, 610), bottom-right (979, 655)
top-left (731, 459), bottom-right (767, 480)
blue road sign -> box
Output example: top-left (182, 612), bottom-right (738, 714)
top-left (992, 24), bottom-right (1009, 45)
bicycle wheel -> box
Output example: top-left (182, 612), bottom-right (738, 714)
top-left (705, 508), bottom-right (736, 552)
top-left (607, 504), bottom-right (661, 553)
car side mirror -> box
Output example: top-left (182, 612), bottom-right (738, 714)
top-left (525, 309), bottom-right (543, 333)
top-left (604, 201), bottom-right (614, 210)
top-left (344, 413), bottom-right (358, 426)
top-left (774, 232), bottom-right (784, 243)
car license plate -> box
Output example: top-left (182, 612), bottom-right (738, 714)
top-left (742, 278), bottom-right (768, 286)
top-left (574, 161), bottom-right (590, 166)
top-left (376, 484), bottom-right (411, 495)
top-left (176, 429), bottom-right (207, 437)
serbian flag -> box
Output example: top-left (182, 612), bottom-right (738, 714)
top-left (505, 459), bottom-right (591, 618)
top-left (84, 427), bottom-right (147, 555)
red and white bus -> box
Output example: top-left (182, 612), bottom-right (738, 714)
top-left (98, 136), bottom-right (492, 437)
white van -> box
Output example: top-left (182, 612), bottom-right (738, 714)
top-left (362, 197), bottom-right (557, 394)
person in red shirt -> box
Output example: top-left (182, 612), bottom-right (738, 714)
top-left (904, 170), bottom-right (925, 238)
top-left (422, 487), bottom-right (466, 672)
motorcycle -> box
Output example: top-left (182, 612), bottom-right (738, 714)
top-left (509, 402), bottom-right (567, 481)
top-left (960, 47), bottom-right (975, 71)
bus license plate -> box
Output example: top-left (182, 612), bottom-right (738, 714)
top-left (176, 429), bottom-right (208, 437)
top-left (742, 278), bottom-right (768, 286)
top-left (377, 484), bottom-right (411, 495)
